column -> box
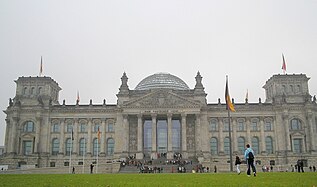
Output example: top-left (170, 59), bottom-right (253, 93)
top-left (151, 114), bottom-right (157, 153)
top-left (246, 118), bottom-right (251, 144)
top-left (87, 118), bottom-right (92, 156)
top-left (283, 114), bottom-right (291, 151)
top-left (309, 113), bottom-right (316, 152)
top-left (232, 118), bottom-right (237, 153)
top-left (73, 118), bottom-right (79, 154)
top-left (195, 114), bottom-right (201, 153)
top-left (260, 117), bottom-right (265, 154)
top-left (9, 117), bottom-right (18, 154)
top-left (218, 118), bottom-right (224, 154)
top-left (4, 119), bottom-right (10, 154)
top-left (167, 113), bottom-right (173, 159)
top-left (137, 114), bottom-right (143, 159)
top-left (59, 118), bottom-right (65, 154)
top-left (123, 115), bottom-right (129, 153)
top-left (34, 116), bottom-right (41, 153)
top-left (181, 113), bottom-right (187, 152)
top-left (100, 118), bottom-right (106, 155)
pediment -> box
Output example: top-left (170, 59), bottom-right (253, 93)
top-left (123, 90), bottom-right (201, 108)
top-left (21, 133), bottom-right (35, 139)
top-left (290, 131), bottom-right (305, 137)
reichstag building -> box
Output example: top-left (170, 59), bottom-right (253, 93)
top-left (1, 72), bottom-right (317, 172)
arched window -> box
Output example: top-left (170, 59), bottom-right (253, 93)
top-left (290, 119), bottom-right (301, 130)
top-left (66, 122), bottom-right (73, 133)
top-left (265, 136), bottom-right (273, 154)
top-left (209, 119), bottom-right (218, 131)
top-left (210, 137), bottom-right (218, 155)
top-left (107, 138), bottom-right (115, 156)
top-left (93, 123), bottom-right (100, 133)
top-left (251, 119), bottom-right (259, 131)
top-left (24, 121), bottom-right (35, 132)
top-left (93, 138), bottom-right (99, 156)
top-left (237, 119), bottom-right (245, 131)
top-left (79, 122), bottom-right (87, 132)
top-left (252, 137), bottom-right (259, 154)
top-left (238, 137), bottom-right (245, 154)
top-left (38, 87), bottom-right (42, 94)
top-left (31, 87), bottom-right (35, 95)
top-left (52, 138), bottom-right (59, 155)
top-left (79, 138), bottom-right (86, 156)
top-left (223, 119), bottom-right (229, 132)
top-left (51, 122), bottom-right (60, 133)
top-left (65, 138), bottom-right (72, 156)
top-left (264, 119), bottom-right (273, 131)
top-left (224, 137), bottom-right (230, 155)
top-left (23, 87), bottom-right (28, 95)
top-left (107, 123), bottom-right (114, 132)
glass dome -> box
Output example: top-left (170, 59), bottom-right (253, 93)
top-left (135, 73), bottom-right (190, 90)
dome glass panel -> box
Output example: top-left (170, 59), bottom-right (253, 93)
top-left (135, 73), bottom-right (190, 90)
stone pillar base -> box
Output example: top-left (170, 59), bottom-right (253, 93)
top-left (167, 152), bottom-right (174, 159)
top-left (136, 152), bottom-right (144, 159)
top-left (151, 152), bottom-right (158, 159)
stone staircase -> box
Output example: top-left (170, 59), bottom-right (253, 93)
top-left (119, 157), bottom-right (199, 173)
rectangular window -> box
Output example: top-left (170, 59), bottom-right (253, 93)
top-left (23, 141), bottom-right (32, 155)
top-left (293, 139), bottom-right (302, 153)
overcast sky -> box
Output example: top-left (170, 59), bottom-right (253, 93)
top-left (0, 0), bottom-right (317, 146)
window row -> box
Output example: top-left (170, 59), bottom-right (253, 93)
top-left (22, 86), bottom-right (43, 95)
top-left (51, 121), bottom-right (115, 133)
top-left (209, 118), bottom-right (273, 132)
top-left (52, 138), bottom-right (114, 156)
top-left (282, 84), bottom-right (301, 94)
top-left (209, 118), bottom-right (304, 132)
top-left (210, 136), bottom-right (274, 155)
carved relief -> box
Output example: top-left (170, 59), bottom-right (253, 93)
top-left (128, 116), bottom-right (138, 152)
top-left (186, 117), bottom-right (195, 151)
top-left (124, 90), bottom-right (200, 108)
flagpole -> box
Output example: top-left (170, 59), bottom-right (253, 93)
top-left (226, 75), bottom-right (234, 172)
top-left (96, 140), bottom-right (99, 173)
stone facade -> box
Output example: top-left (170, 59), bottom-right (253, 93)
top-left (1, 72), bottom-right (317, 171)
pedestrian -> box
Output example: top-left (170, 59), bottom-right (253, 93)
top-left (313, 166), bottom-right (316, 172)
top-left (235, 155), bottom-right (241, 175)
top-left (244, 144), bottom-right (257, 177)
top-left (72, 167), bottom-right (75, 174)
top-left (90, 163), bottom-right (94, 174)
top-left (270, 165), bottom-right (273, 172)
top-left (214, 165), bottom-right (217, 173)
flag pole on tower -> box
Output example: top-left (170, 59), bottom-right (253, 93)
top-left (282, 54), bottom-right (287, 74)
top-left (39, 56), bottom-right (43, 77)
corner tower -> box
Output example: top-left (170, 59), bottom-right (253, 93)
top-left (263, 74), bottom-right (311, 104)
top-left (13, 76), bottom-right (61, 107)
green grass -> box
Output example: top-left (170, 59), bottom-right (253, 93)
top-left (0, 172), bottom-right (316, 187)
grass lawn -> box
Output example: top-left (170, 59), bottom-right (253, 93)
top-left (0, 172), bottom-right (316, 187)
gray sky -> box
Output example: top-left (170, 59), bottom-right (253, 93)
top-left (0, 0), bottom-right (317, 145)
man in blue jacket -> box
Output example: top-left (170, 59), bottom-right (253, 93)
top-left (244, 144), bottom-right (257, 177)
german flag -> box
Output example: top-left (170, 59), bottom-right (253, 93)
top-left (97, 127), bottom-right (101, 143)
top-left (225, 76), bottom-right (236, 112)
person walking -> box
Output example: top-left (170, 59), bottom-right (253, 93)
top-left (90, 163), bottom-right (94, 174)
top-left (244, 144), bottom-right (256, 177)
top-left (235, 155), bottom-right (241, 174)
